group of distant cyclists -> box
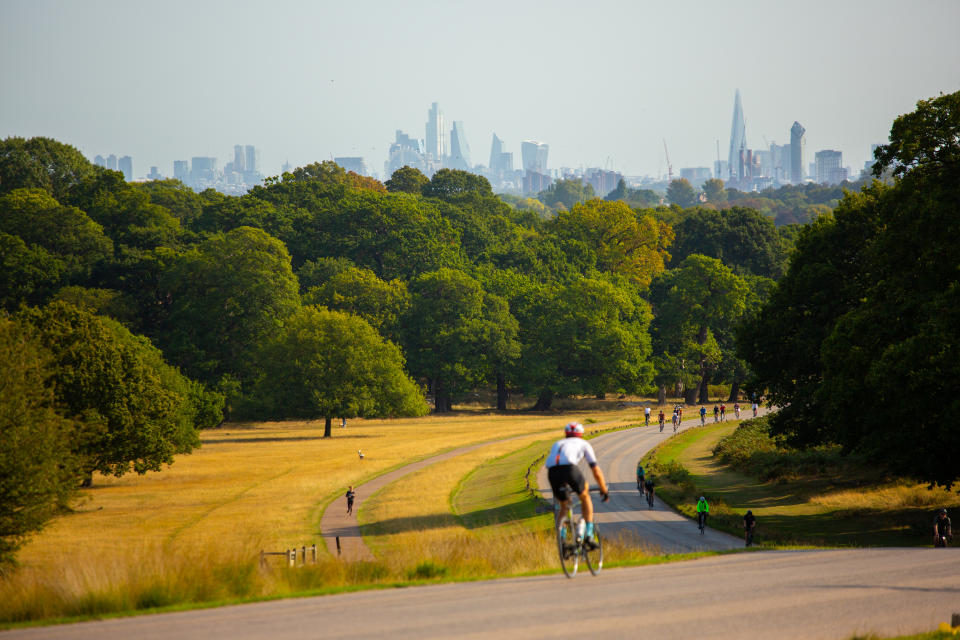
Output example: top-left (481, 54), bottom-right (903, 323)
top-left (540, 400), bottom-right (953, 560)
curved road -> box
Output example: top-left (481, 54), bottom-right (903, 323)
top-left (538, 411), bottom-right (770, 552)
top-left (6, 548), bottom-right (957, 639)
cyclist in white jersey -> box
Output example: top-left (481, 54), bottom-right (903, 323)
top-left (545, 422), bottom-right (610, 542)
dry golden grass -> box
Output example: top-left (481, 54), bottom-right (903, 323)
top-left (1, 399), bottom-right (645, 622)
top-left (810, 483), bottom-right (960, 512)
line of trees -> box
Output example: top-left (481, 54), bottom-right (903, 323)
top-left (1, 136), bottom-right (791, 564)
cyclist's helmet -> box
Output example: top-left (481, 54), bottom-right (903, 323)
top-left (564, 422), bottom-right (585, 437)
top-left (939, 508), bottom-right (948, 515)
top-left (746, 510), bottom-right (753, 516)
top-left (699, 496), bottom-right (705, 501)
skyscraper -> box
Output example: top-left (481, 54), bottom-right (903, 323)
top-left (106, 154), bottom-right (118, 171)
top-left (790, 122), bottom-right (806, 183)
top-left (489, 134), bottom-right (513, 173)
top-left (521, 140), bottom-right (549, 173)
top-left (425, 102), bottom-right (445, 160)
top-left (233, 145), bottom-right (245, 172)
top-left (118, 156), bottom-right (133, 181)
top-left (448, 121), bottom-right (471, 170)
top-left (728, 89), bottom-right (747, 181)
top-left (173, 160), bottom-right (189, 181)
top-left (815, 150), bottom-right (843, 184)
top-left (245, 145), bottom-right (257, 174)
top-left (93, 155), bottom-right (106, 167)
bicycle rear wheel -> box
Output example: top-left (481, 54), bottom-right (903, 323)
top-left (584, 524), bottom-right (603, 576)
top-left (557, 517), bottom-right (579, 578)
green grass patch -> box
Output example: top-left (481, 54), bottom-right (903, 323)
top-left (451, 439), bottom-right (554, 534)
top-left (644, 419), bottom-right (955, 547)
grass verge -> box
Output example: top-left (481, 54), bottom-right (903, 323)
top-left (643, 418), bottom-right (959, 547)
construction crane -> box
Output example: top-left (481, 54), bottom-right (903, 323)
top-left (662, 139), bottom-right (673, 183)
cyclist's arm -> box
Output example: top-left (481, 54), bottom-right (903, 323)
top-left (589, 464), bottom-right (609, 499)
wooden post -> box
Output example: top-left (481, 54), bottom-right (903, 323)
top-left (259, 550), bottom-right (265, 568)
top-left (952, 613), bottom-right (960, 628)
top-left (301, 545), bottom-right (306, 565)
top-left (311, 544), bottom-right (317, 563)
top-left (288, 549), bottom-right (295, 567)
top-left (336, 536), bottom-right (342, 555)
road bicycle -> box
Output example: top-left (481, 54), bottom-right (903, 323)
top-left (697, 511), bottom-right (706, 534)
top-left (646, 486), bottom-right (655, 509)
top-left (745, 528), bottom-right (755, 547)
top-left (673, 417), bottom-right (679, 433)
top-left (934, 534), bottom-right (952, 548)
top-left (659, 419), bottom-right (664, 433)
top-left (555, 488), bottom-right (603, 578)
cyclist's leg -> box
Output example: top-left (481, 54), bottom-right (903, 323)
top-left (578, 484), bottom-right (593, 523)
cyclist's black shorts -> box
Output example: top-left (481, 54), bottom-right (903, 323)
top-left (548, 464), bottom-right (586, 502)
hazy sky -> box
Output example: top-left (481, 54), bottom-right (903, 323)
top-left (2, 0), bottom-right (959, 180)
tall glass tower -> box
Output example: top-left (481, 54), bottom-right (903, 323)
top-left (426, 102), bottom-right (445, 160)
top-left (790, 121), bottom-right (806, 183)
top-left (728, 89), bottom-right (747, 181)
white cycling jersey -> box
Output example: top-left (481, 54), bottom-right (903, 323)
top-left (545, 437), bottom-right (598, 468)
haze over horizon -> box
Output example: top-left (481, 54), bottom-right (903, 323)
top-left (2, 0), bottom-right (958, 181)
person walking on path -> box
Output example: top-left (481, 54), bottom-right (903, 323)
top-left (346, 486), bottom-right (356, 515)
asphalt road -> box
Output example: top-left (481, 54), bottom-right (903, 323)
top-left (6, 548), bottom-right (958, 639)
top-left (538, 411), bottom-right (769, 552)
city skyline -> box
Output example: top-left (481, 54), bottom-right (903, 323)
top-left (2, 1), bottom-right (958, 180)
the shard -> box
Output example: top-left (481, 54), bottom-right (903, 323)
top-left (727, 89), bottom-right (747, 181)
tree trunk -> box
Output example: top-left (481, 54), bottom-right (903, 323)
top-left (531, 390), bottom-right (553, 411)
top-left (674, 381), bottom-right (683, 399)
top-left (684, 387), bottom-right (698, 405)
top-left (658, 384), bottom-right (666, 405)
top-left (728, 379), bottom-right (741, 403)
top-left (496, 371), bottom-right (507, 411)
top-left (324, 416), bottom-right (332, 438)
top-left (698, 370), bottom-right (711, 404)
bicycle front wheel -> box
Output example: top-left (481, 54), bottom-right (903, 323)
top-left (557, 518), bottom-right (579, 578)
top-left (584, 524), bottom-right (603, 576)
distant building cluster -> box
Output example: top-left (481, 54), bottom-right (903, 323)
top-left (95, 145), bottom-right (264, 195)
top-left (375, 102), bottom-right (558, 194)
top-left (92, 93), bottom-right (876, 199)
top-left (716, 89), bottom-right (866, 191)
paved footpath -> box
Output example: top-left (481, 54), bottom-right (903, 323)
top-left (319, 417), bottom-right (636, 560)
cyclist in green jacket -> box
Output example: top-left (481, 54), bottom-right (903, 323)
top-left (696, 496), bottom-right (709, 532)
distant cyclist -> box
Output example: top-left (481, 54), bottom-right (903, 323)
top-left (644, 406), bottom-right (651, 426)
top-left (720, 404), bottom-right (726, 421)
top-left (934, 508), bottom-right (953, 547)
top-left (644, 477), bottom-right (655, 508)
top-left (713, 405), bottom-right (719, 422)
top-left (671, 410), bottom-right (679, 431)
top-left (696, 495), bottom-right (709, 532)
top-left (658, 410), bottom-right (665, 432)
top-left (752, 401), bottom-right (758, 417)
top-left (734, 402), bottom-right (741, 419)
top-left (636, 462), bottom-right (646, 494)
top-left (545, 422), bottom-right (610, 544)
top-left (699, 406), bottom-right (707, 425)
top-left (744, 510), bottom-right (756, 546)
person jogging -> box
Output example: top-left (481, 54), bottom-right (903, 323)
top-left (345, 486), bottom-right (356, 515)
top-left (545, 422), bottom-right (610, 543)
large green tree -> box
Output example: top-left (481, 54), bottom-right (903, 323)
top-left (159, 226), bottom-right (300, 385)
top-left (385, 166), bottom-right (429, 194)
top-left (402, 268), bottom-right (518, 412)
top-left (519, 276), bottom-right (654, 409)
top-left (255, 306), bottom-right (428, 436)
top-left (302, 265), bottom-right (410, 340)
top-left (549, 199), bottom-right (674, 288)
top-left (652, 254), bottom-right (748, 403)
top-left (0, 317), bottom-right (79, 566)
top-left (740, 91), bottom-right (960, 486)
top-left (16, 302), bottom-right (212, 481)
top-left (0, 137), bottom-right (96, 202)
top-left (666, 178), bottom-right (698, 208)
